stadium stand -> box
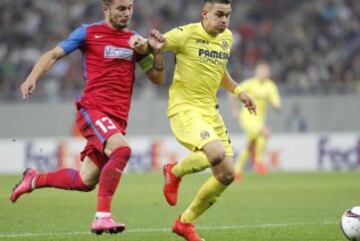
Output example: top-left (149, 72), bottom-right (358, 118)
top-left (0, 0), bottom-right (359, 101)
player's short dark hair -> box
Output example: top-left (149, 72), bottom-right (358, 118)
top-left (203, 0), bottom-right (232, 5)
top-left (102, 0), bottom-right (113, 6)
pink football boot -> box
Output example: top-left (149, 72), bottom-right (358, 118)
top-left (10, 168), bottom-right (38, 203)
top-left (91, 216), bottom-right (126, 235)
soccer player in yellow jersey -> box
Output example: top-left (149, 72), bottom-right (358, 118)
top-left (229, 62), bottom-right (282, 182)
top-left (129, 0), bottom-right (256, 240)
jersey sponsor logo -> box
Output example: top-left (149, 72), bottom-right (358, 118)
top-left (198, 49), bottom-right (229, 60)
top-left (104, 46), bottom-right (134, 60)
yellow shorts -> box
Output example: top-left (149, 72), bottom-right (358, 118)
top-left (169, 109), bottom-right (234, 156)
top-left (239, 115), bottom-right (264, 140)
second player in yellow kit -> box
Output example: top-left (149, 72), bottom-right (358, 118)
top-left (156, 1), bottom-right (256, 240)
top-left (165, 22), bottom-right (234, 157)
top-left (229, 63), bottom-right (281, 181)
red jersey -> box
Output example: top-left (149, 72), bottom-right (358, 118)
top-left (58, 21), bottom-right (150, 123)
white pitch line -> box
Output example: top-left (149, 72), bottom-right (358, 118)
top-left (0, 221), bottom-right (337, 239)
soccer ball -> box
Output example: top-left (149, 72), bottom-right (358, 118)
top-left (341, 207), bottom-right (360, 240)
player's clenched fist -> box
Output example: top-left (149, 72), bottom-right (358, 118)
top-left (128, 35), bottom-right (147, 49)
top-left (20, 79), bottom-right (36, 99)
top-left (128, 35), bottom-right (148, 55)
top-left (148, 29), bottom-right (165, 53)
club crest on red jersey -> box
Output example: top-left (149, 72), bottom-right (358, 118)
top-left (104, 46), bottom-right (133, 60)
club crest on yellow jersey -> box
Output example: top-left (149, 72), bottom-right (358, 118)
top-left (221, 40), bottom-right (229, 50)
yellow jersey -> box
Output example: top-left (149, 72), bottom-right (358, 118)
top-left (239, 78), bottom-right (281, 122)
top-left (164, 22), bottom-right (233, 116)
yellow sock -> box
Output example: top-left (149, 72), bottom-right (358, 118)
top-left (254, 136), bottom-right (267, 164)
top-left (235, 149), bottom-right (249, 174)
top-left (172, 151), bottom-right (211, 178)
top-left (181, 176), bottom-right (227, 223)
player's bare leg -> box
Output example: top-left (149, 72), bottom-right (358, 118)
top-left (79, 157), bottom-right (101, 187)
top-left (172, 140), bottom-right (234, 241)
top-left (10, 157), bottom-right (98, 203)
top-left (91, 133), bottom-right (130, 235)
top-left (163, 151), bottom-right (210, 206)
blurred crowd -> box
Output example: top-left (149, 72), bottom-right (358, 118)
top-left (0, 0), bottom-right (359, 101)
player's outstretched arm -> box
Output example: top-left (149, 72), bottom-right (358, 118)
top-left (221, 70), bottom-right (257, 115)
top-left (20, 47), bottom-right (66, 99)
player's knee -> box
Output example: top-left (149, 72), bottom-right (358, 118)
top-left (80, 175), bottom-right (97, 187)
top-left (81, 183), bottom-right (96, 192)
top-left (104, 143), bottom-right (124, 157)
top-left (213, 151), bottom-right (226, 166)
top-left (104, 134), bottom-right (130, 157)
top-left (206, 148), bottom-right (226, 166)
top-left (214, 169), bottom-right (235, 185)
top-left (75, 174), bottom-right (97, 192)
top-left (105, 143), bottom-right (131, 158)
top-left (203, 141), bottom-right (226, 166)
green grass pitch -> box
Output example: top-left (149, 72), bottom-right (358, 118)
top-left (1, 171), bottom-right (358, 241)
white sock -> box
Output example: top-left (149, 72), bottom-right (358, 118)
top-left (95, 212), bottom-right (111, 219)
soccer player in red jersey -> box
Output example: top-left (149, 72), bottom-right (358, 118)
top-left (10, 0), bottom-right (165, 235)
